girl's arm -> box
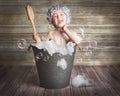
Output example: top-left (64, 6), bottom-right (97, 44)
top-left (45, 31), bottom-right (52, 41)
top-left (63, 25), bottom-right (82, 49)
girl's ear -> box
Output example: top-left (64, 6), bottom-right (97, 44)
top-left (46, 17), bottom-right (50, 23)
top-left (47, 17), bottom-right (53, 24)
top-left (51, 18), bottom-right (55, 25)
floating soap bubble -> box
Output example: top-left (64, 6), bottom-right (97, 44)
top-left (41, 36), bottom-right (46, 41)
top-left (35, 53), bottom-right (41, 61)
top-left (17, 38), bottom-right (27, 49)
top-left (35, 52), bottom-right (43, 61)
top-left (80, 40), bottom-right (90, 50)
top-left (92, 40), bottom-right (97, 48)
top-left (89, 40), bottom-right (97, 49)
top-left (88, 50), bottom-right (93, 55)
top-left (39, 52), bottom-right (43, 57)
top-left (40, 25), bottom-right (46, 33)
top-left (80, 40), bottom-right (97, 51)
top-left (47, 24), bottom-right (53, 31)
top-left (43, 55), bottom-right (50, 62)
top-left (79, 27), bottom-right (85, 38)
top-left (88, 41), bottom-right (92, 48)
top-left (82, 46), bottom-right (89, 52)
top-left (85, 50), bottom-right (93, 57)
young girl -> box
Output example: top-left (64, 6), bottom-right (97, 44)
top-left (33, 5), bottom-right (81, 47)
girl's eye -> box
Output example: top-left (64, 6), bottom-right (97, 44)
top-left (53, 14), bottom-right (57, 18)
top-left (60, 14), bottom-right (63, 16)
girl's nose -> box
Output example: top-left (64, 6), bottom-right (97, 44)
top-left (57, 14), bottom-right (61, 19)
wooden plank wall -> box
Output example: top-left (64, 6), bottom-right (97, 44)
top-left (0, 0), bottom-right (120, 66)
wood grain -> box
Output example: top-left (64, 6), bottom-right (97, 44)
top-left (0, 0), bottom-right (120, 65)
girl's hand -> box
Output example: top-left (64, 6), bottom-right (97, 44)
top-left (32, 33), bottom-right (41, 43)
top-left (63, 25), bottom-right (69, 32)
top-left (58, 24), bottom-right (69, 33)
top-left (57, 25), bottom-right (69, 33)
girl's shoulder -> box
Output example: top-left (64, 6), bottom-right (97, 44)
top-left (46, 30), bottom-right (55, 41)
top-left (48, 30), bottom-right (55, 35)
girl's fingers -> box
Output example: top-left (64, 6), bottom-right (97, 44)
top-left (32, 33), bottom-right (41, 42)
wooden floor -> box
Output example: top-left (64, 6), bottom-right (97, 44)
top-left (0, 65), bottom-right (120, 96)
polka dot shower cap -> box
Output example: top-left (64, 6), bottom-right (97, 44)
top-left (47, 5), bottom-right (71, 24)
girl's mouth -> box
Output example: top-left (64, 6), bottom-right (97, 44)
top-left (58, 20), bottom-right (63, 24)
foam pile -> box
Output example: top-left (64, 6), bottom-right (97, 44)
top-left (31, 40), bottom-right (75, 56)
top-left (71, 75), bottom-right (91, 87)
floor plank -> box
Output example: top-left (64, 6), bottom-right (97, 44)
top-left (0, 66), bottom-right (120, 96)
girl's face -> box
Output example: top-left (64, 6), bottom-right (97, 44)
top-left (51, 10), bottom-right (67, 28)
